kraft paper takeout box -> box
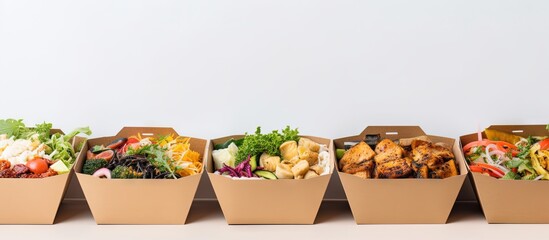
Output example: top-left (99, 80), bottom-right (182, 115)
top-left (0, 129), bottom-right (86, 224)
top-left (75, 127), bottom-right (207, 225)
top-left (460, 125), bottom-right (549, 223)
top-left (335, 126), bottom-right (467, 224)
top-left (207, 135), bottom-right (334, 224)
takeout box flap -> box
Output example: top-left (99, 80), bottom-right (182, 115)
top-left (75, 127), bottom-right (207, 225)
top-left (206, 134), bottom-right (334, 224)
top-left (116, 126), bottom-right (179, 138)
top-left (0, 129), bottom-right (85, 224)
top-left (486, 125), bottom-right (547, 137)
top-left (335, 126), bottom-right (467, 224)
top-left (460, 124), bottom-right (549, 223)
top-left (359, 126), bottom-right (426, 139)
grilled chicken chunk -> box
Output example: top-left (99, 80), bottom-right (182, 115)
top-left (411, 140), bottom-right (454, 170)
top-left (430, 160), bottom-right (458, 178)
top-left (342, 137), bottom-right (458, 179)
top-left (412, 139), bottom-right (458, 178)
top-left (375, 158), bottom-right (413, 178)
top-left (372, 139), bottom-right (413, 178)
top-left (339, 142), bottom-right (375, 178)
top-left (374, 139), bottom-right (405, 164)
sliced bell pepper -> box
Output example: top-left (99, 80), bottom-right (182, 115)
top-left (539, 138), bottom-right (549, 151)
top-left (469, 163), bottom-right (505, 178)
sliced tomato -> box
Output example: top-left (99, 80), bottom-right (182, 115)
top-left (122, 142), bottom-right (141, 153)
top-left (464, 139), bottom-right (518, 157)
top-left (126, 137), bottom-right (140, 144)
top-left (495, 141), bottom-right (517, 150)
top-left (463, 140), bottom-right (491, 152)
top-left (118, 137), bottom-right (141, 154)
top-left (539, 139), bottom-right (549, 150)
top-left (469, 163), bottom-right (505, 178)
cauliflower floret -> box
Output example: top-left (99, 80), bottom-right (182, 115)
top-left (1, 139), bottom-right (34, 166)
top-left (317, 150), bottom-right (331, 175)
top-left (212, 143), bottom-right (238, 170)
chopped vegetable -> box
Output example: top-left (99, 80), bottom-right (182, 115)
top-left (111, 165), bottom-right (143, 179)
top-left (83, 158), bottom-right (108, 175)
top-left (212, 142), bottom-right (238, 170)
top-left (464, 127), bottom-right (549, 181)
top-left (469, 163), bottom-right (505, 178)
top-left (83, 133), bottom-right (201, 179)
top-left (92, 168), bottom-right (111, 179)
top-left (213, 126), bottom-right (330, 181)
top-left (235, 126), bottom-right (299, 165)
top-left (336, 149), bottom-right (346, 160)
top-left (0, 119), bottom-right (90, 178)
top-left (485, 129), bottom-right (522, 144)
top-left (539, 139), bottom-right (549, 151)
top-left (218, 155), bottom-right (254, 178)
top-left (50, 160), bottom-right (70, 174)
top-left (26, 158), bottom-right (49, 174)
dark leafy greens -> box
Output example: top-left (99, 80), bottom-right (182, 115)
top-left (126, 143), bottom-right (177, 179)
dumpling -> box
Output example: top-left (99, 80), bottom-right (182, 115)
top-left (298, 146), bottom-right (319, 166)
top-left (291, 160), bottom-right (310, 179)
top-left (259, 152), bottom-right (281, 172)
top-left (279, 140), bottom-right (299, 161)
top-left (275, 160), bottom-right (294, 179)
top-left (298, 137), bottom-right (320, 152)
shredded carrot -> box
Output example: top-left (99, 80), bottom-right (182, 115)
top-left (157, 134), bottom-right (202, 176)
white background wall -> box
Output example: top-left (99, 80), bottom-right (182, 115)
top-left (1, 0), bottom-right (547, 201)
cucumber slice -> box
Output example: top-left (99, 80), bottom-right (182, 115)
top-left (250, 155), bottom-right (258, 171)
top-left (336, 149), bottom-right (346, 160)
top-left (255, 170), bottom-right (277, 180)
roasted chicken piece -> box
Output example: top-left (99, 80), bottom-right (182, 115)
top-left (375, 158), bottom-right (413, 178)
top-left (374, 139), bottom-right (405, 164)
top-left (373, 139), bottom-right (413, 178)
top-left (411, 140), bottom-right (454, 170)
top-left (352, 171), bottom-right (372, 179)
top-left (416, 165), bottom-right (429, 178)
top-left (430, 160), bottom-right (458, 178)
top-left (398, 135), bottom-right (431, 148)
top-left (339, 142), bottom-right (375, 178)
top-left (412, 139), bottom-right (458, 178)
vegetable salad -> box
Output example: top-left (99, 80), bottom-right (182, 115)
top-left (0, 119), bottom-right (91, 178)
top-left (212, 126), bottom-right (331, 180)
top-left (464, 126), bottom-right (549, 180)
top-left (83, 133), bottom-right (202, 179)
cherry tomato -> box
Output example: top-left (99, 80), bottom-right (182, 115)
top-left (26, 158), bottom-right (49, 174)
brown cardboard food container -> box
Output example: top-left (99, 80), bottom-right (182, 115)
top-left (335, 126), bottom-right (467, 224)
top-left (75, 127), bottom-right (207, 225)
top-left (206, 135), bottom-right (334, 224)
top-left (0, 129), bottom-right (86, 224)
top-left (460, 125), bottom-right (549, 223)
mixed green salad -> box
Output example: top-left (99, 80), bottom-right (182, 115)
top-left (0, 119), bottom-right (91, 178)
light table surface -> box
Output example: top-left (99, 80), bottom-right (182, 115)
top-left (1, 200), bottom-right (545, 240)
